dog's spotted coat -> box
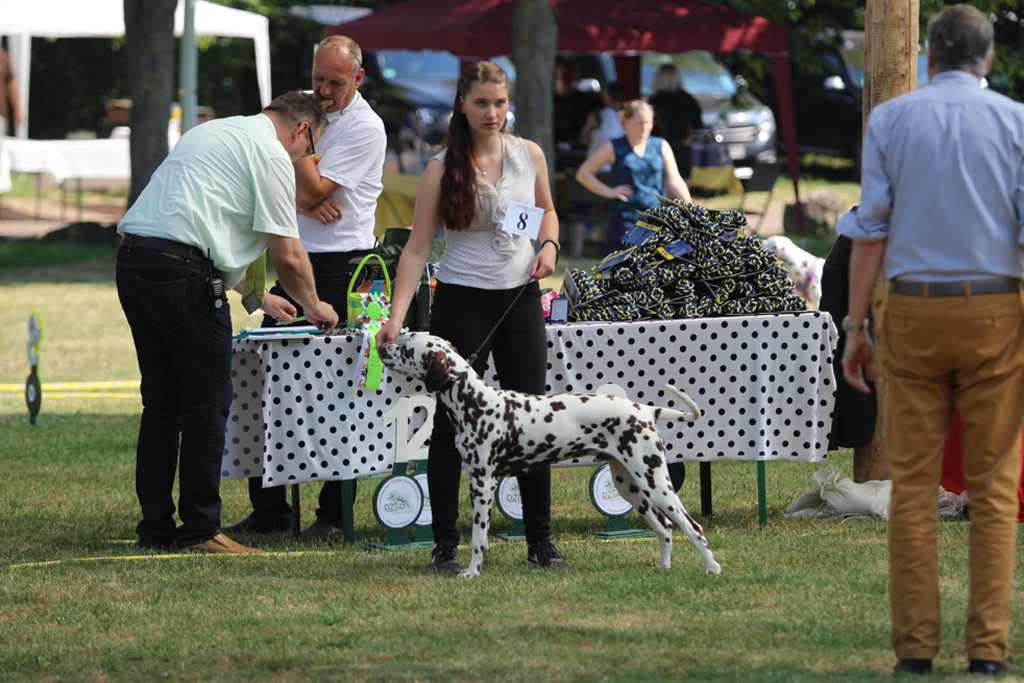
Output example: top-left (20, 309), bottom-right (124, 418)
top-left (379, 335), bottom-right (723, 579)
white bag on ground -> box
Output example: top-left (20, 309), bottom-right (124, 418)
top-left (785, 467), bottom-right (968, 520)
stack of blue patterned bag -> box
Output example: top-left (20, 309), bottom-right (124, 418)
top-left (562, 197), bottom-right (806, 322)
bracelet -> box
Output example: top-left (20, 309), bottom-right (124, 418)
top-left (541, 238), bottom-right (560, 254)
top-left (841, 315), bottom-right (869, 333)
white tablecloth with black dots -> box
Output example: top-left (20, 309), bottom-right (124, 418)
top-left (223, 310), bottom-right (837, 488)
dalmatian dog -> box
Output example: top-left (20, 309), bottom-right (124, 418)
top-left (378, 334), bottom-right (722, 579)
top-left (763, 235), bottom-right (825, 308)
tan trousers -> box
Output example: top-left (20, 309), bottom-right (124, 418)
top-left (882, 289), bottom-right (1024, 660)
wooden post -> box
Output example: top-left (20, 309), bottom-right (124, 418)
top-left (853, 0), bottom-right (919, 483)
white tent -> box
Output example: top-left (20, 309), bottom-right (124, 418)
top-left (0, 0), bottom-right (271, 139)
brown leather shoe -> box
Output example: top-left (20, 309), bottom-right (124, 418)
top-left (968, 658), bottom-right (1017, 675)
top-left (184, 533), bottom-right (262, 555)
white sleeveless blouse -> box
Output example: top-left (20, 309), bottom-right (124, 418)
top-left (433, 134), bottom-right (537, 289)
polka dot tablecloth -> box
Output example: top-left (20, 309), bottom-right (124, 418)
top-left (223, 311), bottom-right (837, 489)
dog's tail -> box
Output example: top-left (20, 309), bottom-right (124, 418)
top-left (660, 385), bottom-right (702, 423)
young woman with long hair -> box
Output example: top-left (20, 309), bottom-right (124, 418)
top-left (377, 61), bottom-right (566, 574)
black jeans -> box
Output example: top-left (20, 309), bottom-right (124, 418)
top-left (427, 280), bottom-right (553, 546)
top-left (116, 242), bottom-right (232, 548)
top-left (246, 249), bottom-right (373, 524)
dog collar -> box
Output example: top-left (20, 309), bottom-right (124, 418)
top-left (438, 369), bottom-right (469, 394)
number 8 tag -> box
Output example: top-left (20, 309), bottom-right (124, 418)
top-left (500, 199), bottom-right (544, 240)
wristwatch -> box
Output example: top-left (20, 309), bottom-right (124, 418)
top-left (841, 315), bottom-right (869, 333)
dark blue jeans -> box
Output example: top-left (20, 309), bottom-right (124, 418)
top-left (246, 248), bottom-right (373, 524)
top-left (427, 280), bottom-right (553, 547)
top-left (116, 243), bottom-right (233, 548)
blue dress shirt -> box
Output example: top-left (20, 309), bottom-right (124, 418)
top-left (838, 70), bottom-right (1024, 282)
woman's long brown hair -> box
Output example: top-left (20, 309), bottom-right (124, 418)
top-left (439, 61), bottom-right (509, 232)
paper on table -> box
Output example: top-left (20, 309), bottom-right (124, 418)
top-left (236, 325), bottom-right (323, 340)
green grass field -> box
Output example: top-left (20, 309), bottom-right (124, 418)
top-left (2, 239), bottom-right (1021, 683)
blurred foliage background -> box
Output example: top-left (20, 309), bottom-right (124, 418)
top-left (8, 0), bottom-right (1023, 141)
top-left (710, 0), bottom-right (1023, 108)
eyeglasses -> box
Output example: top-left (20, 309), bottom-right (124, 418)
top-left (303, 124), bottom-right (316, 157)
top-left (317, 39), bottom-right (362, 71)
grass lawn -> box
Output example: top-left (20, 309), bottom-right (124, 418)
top-left (3, 230), bottom-right (1019, 683)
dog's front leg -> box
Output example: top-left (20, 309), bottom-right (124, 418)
top-left (460, 475), bottom-right (497, 579)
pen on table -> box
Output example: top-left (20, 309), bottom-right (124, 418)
top-left (275, 316), bottom-right (307, 326)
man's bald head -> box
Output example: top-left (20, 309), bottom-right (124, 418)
top-left (311, 35), bottom-right (365, 113)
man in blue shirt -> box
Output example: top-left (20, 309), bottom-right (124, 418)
top-left (840, 4), bottom-right (1024, 675)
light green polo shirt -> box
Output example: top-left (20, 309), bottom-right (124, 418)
top-left (119, 114), bottom-right (299, 288)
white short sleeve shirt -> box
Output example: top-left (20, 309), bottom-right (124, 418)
top-left (297, 90), bottom-right (387, 253)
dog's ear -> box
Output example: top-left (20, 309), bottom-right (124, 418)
top-left (422, 349), bottom-right (451, 392)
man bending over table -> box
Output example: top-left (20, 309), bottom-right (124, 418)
top-left (116, 91), bottom-right (338, 554)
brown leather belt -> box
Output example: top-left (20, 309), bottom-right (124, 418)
top-left (890, 279), bottom-right (1023, 297)
top-left (121, 234), bottom-right (210, 265)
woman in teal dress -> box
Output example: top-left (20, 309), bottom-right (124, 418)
top-left (576, 100), bottom-right (691, 255)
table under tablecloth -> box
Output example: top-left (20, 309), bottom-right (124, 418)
top-left (223, 311), bottom-right (837, 489)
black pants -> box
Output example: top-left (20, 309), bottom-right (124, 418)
top-left (116, 243), bottom-right (232, 548)
top-left (604, 212), bottom-right (638, 257)
top-left (245, 248), bottom-right (372, 524)
top-left (427, 280), bottom-right (553, 546)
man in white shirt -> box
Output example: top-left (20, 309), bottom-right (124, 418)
top-left (228, 35), bottom-right (387, 538)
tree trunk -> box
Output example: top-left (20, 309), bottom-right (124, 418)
top-left (510, 0), bottom-right (557, 181)
top-left (854, 0), bottom-right (919, 483)
top-left (124, 0), bottom-right (177, 207)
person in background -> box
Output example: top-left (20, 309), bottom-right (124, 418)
top-left (579, 81), bottom-right (626, 172)
top-left (227, 35), bottom-right (386, 539)
top-left (552, 59), bottom-right (603, 167)
top-left (840, 4), bottom-right (1024, 675)
top-left (376, 61), bottom-right (568, 574)
top-left (647, 64), bottom-right (704, 180)
top-left (575, 100), bottom-right (692, 255)
top-left (117, 91), bottom-right (338, 555)
top-left (0, 47), bottom-right (20, 136)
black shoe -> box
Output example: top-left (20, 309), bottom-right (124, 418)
top-left (894, 659), bottom-right (932, 675)
top-left (527, 542), bottom-right (569, 569)
top-left (303, 518), bottom-right (343, 538)
top-left (431, 542), bottom-right (462, 574)
top-left (137, 540), bottom-right (174, 552)
top-left (968, 658), bottom-right (1017, 675)
top-left (224, 513), bottom-right (291, 534)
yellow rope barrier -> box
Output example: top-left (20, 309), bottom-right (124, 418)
top-left (10, 537), bottom-right (647, 569)
top-left (0, 380), bottom-right (141, 392)
top-left (0, 381), bottom-right (141, 398)
top-left (10, 550), bottom-right (343, 569)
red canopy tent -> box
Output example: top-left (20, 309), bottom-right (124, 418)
top-left (333, 0), bottom-right (802, 229)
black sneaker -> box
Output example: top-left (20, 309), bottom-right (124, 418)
top-left (431, 542), bottom-right (462, 574)
top-left (527, 542), bottom-right (569, 569)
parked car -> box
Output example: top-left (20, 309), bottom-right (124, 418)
top-left (360, 49), bottom-right (516, 171)
top-left (785, 30), bottom-right (928, 174)
top-left (639, 51), bottom-right (778, 170)
top-left (359, 49), bottom-right (776, 174)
